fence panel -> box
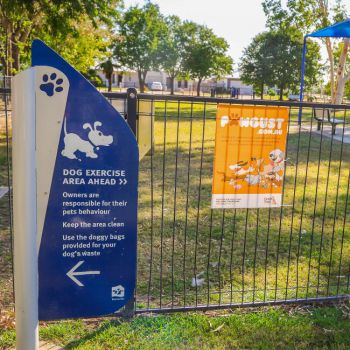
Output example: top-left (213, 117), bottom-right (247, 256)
top-left (130, 94), bottom-right (350, 313)
top-left (0, 86), bottom-right (13, 313)
top-left (0, 86), bottom-right (349, 315)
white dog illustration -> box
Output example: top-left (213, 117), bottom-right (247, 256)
top-left (61, 119), bottom-right (113, 160)
top-left (268, 149), bottom-right (285, 172)
top-left (262, 149), bottom-right (285, 187)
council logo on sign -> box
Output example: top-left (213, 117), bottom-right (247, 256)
top-left (112, 285), bottom-right (125, 299)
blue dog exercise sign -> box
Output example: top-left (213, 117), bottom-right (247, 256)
top-left (32, 40), bottom-right (139, 320)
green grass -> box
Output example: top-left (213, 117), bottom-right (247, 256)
top-left (0, 129), bottom-right (13, 312)
top-left (136, 100), bottom-right (350, 309)
top-left (3, 304), bottom-right (350, 349)
top-left (1, 100), bottom-right (350, 311)
top-left (0, 100), bottom-right (350, 349)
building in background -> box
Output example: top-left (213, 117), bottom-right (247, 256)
top-left (97, 69), bottom-right (252, 95)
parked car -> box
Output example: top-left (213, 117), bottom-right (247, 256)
top-left (150, 82), bottom-right (163, 91)
top-left (288, 94), bottom-right (299, 101)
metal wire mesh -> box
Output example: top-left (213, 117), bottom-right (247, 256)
top-left (0, 86), bottom-right (349, 315)
top-left (131, 93), bottom-right (350, 313)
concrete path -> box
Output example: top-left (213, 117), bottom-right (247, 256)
top-left (39, 342), bottom-right (64, 350)
top-left (0, 186), bottom-right (9, 199)
top-left (301, 124), bottom-right (350, 144)
top-left (13, 341), bottom-right (64, 350)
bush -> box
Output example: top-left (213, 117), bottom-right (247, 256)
top-left (83, 69), bottom-right (104, 87)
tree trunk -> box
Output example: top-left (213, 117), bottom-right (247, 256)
top-left (325, 38), bottom-right (335, 102)
top-left (170, 76), bottom-right (175, 95)
top-left (107, 75), bottom-right (112, 92)
top-left (318, 0), bottom-right (335, 102)
top-left (138, 70), bottom-right (148, 93)
top-left (334, 75), bottom-right (348, 104)
top-left (6, 35), bottom-right (12, 76)
top-left (196, 78), bottom-right (202, 97)
top-left (334, 39), bottom-right (350, 104)
top-left (260, 83), bottom-right (264, 99)
top-left (11, 34), bottom-right (20, 73)
top-left (279, 87), bottom-right (284, 101)
top-left (138, 70), bottom-right (144, 93)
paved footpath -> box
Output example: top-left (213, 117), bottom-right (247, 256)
top-left (14, 342), bottom-right (63, 350)
top-left (39, 342), bottom-right (64, 350)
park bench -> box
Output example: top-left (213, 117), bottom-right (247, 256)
top-left (312, 107), bottom-right (345, 135)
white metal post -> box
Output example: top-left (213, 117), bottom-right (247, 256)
top-left (12, 68), bottom-right (39, 350)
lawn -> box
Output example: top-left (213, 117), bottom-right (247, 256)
top-left (2, 304), bottom-right (350, 349)
top-left (0, 98), bottom-right (350, 348)
top-left (0, 121), bottom-right (13, 314)
top-left (135, 100), bottom-right (350, 309)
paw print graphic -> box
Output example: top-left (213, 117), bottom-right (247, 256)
top-left (39, 73), bottom-right (64, 97)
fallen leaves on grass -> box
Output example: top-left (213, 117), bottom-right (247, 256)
top-left (0, 310), bottom-right (15, 330)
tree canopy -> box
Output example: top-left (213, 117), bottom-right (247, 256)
top-left (113, 2), bottom-right (166, 92)
top-left (0, 0), bottom-right (119, 75)
top-left (240, 30), bottom-right (321, 100)
top-left (240, 32), bottom-right (274, 99)
top-left (262, 0), bottom-right (349, 103)
top-left (157, 15), bottom-right (188, 94)
top-left (181, 22), bottom-right (233, 96)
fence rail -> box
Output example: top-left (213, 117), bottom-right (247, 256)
top-left (1, 87), bottom-right (350, 316)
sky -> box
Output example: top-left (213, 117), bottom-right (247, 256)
top-left (123, 0), bottom-right (350, 72)
top-left (123, 0), bottom-right (267, 70)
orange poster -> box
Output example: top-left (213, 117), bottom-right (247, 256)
top-left (211, 104), bottom-right (289, 209)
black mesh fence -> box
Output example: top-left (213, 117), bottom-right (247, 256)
top-left (1, 86), bottom-right (350, 315)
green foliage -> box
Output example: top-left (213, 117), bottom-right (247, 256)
top-left (261, 0), bottom-right (348, 103)
top-left (113, 2), bottom-right (166, 92)
top-left (268, 88), bottom-right (276, 96)
top-left (240, 30), bottom-right (321, 100)
top-left (344, 80), bottom-right (350, 100)
top-left (157, 15), bottom-right (188, 94)
top-left (0, 0), bottom-right (119, 75)
top-left (262, 0), bottom-right (348, 34)
top-left (38, 18), bottom-right (111, 74)
top-left (181, 23), bottom-right (233, 96)
top-left (239, 32), bottom-right (275, 99)
top-left (83, 69), bottom-right (103, 87)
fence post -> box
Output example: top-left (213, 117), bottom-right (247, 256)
top-left (123, 87), bottom-right (137, 318)
top-left (127, 87), bottom-right (137, 137)
top-left (12, 69), bottom-right (39, 350)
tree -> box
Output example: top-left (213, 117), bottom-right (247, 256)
top-left (39, 17), bottom-right (112, 75)
top-left (240, 30), bottom-right (321, 100)
top-left (158, 15), bottom-right (187, 95)
top-left (262, 0), bottom-right (349, 104)
top-left (182, 23), bottom-right (233, 96)
top-left (240, 32), bottom-right (275, 99)
top-left (99, 58), bottom-right (119, 92)
top-left (113, 2), bottom-right (165, 93)
top-left (0, 0), bottom-right (118, 75)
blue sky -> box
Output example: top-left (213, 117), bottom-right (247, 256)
top-left (123, 0), bottom-right (350, 69)
top-left (123, 0), bottom-right (266, 67)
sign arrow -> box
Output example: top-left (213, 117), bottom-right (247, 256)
top-left (119, 178), bottom-right (127, 185)
top-left (66, 260), bottom-right (100, 287)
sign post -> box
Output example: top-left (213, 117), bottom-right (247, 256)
top-left (12, 40), bottom-right (139, 349)
top-left (12, 69), bottom-right (39, 350)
